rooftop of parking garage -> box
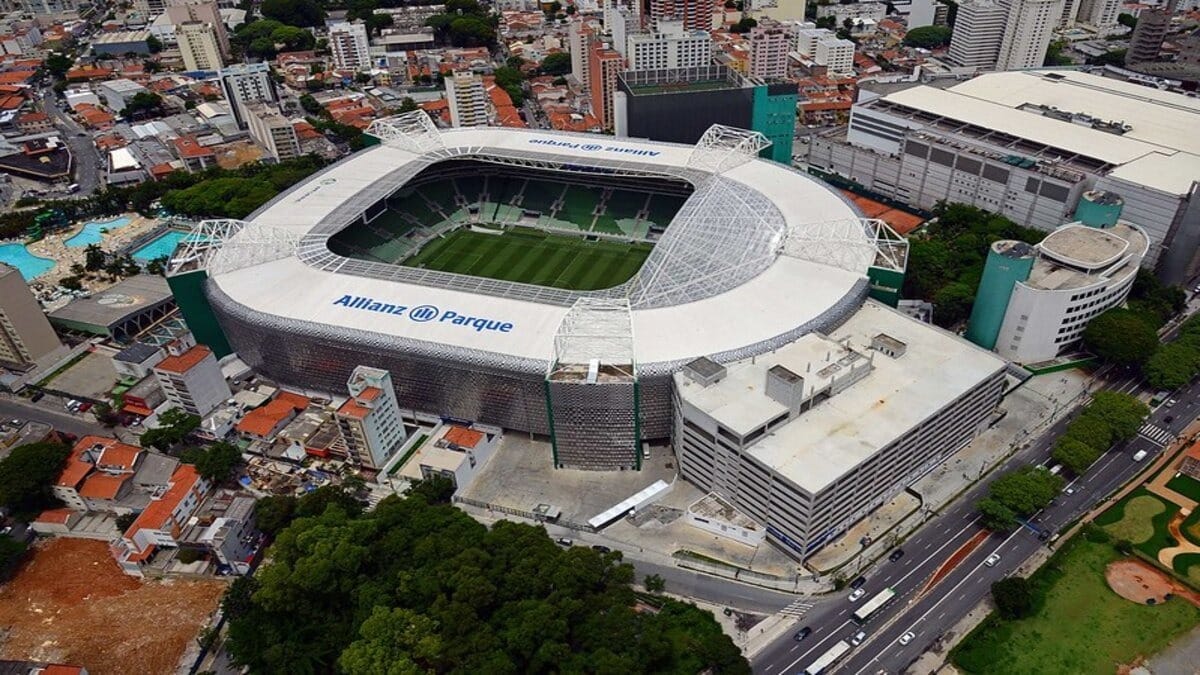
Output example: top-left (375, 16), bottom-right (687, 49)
top-left (1027, 221), bottom-right (1149, 291)
top-left (675, 301), bottom-right (1006, 494)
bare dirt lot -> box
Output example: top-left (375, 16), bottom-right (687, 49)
top-left (0, 538), bottom-right (226, 674)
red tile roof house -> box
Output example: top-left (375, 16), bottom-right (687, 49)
top-left (50, 436), bottom-right (143, 514)
top-left (235, 391), bottom-right (310, 441)
top-left (110, 464), bottom-right (210, 576)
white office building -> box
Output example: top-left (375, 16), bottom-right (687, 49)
top-left (795, 27), bottom-right (831, 57)
top-left (245, 102), bottom-right (300, 161)
top-left (947, 0), bottom-right (1007, 68)
top-left (328, 21), bottom-right (371, 71)
top-left (996, 0), bottom-right (1063, 71)
top-left (673, 302), bottom-right (1006, 558)
top-left (805, 70), bottom-right (1200, 280)
top-left (815, 35), bottom-right (854, 75)
top-left (335, 366), bottom-right (407, 469)
top-left (968, 196), bottom-right (1149, 363)
top-left (626, 19), bottom-right (712, 71)
top-left (219, 62), bottom-right (277, 129)
top-left (152, 341), bottom-right (231, 417)
top-left (445, 71), bottom-right (488, 127)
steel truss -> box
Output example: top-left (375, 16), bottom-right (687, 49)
top-left (365, 111), bottom-right (445, 154)
top-left (550, 298), bottom-right (636, 380)
top-left (688, 125), bottom-right (773, 174)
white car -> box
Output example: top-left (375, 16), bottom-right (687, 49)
top-left (985, 553), bottom-right (1001, 567)
top-left (848, 588), bottom-right (866, 602)
top-left (898, 631), bottom-right (915, 646)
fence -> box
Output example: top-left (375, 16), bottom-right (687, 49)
top-left (452, 495), bottom-right (597, 533)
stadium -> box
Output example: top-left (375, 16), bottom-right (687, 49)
top-left (170, 113), bottom-right (908, 470)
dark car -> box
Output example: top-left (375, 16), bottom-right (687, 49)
top-left (888, 549), bottom-right (905, 562)
top-left (1165, 415), bottom-right (1174, 424)
top-left (591, 545), bottom-right (612, 554)
top-left (794, 627), bottom-right (813, 641)
top-left (850, 576), bottom-right (867, 590)
top-left (1038, 529), bottom-right (1051, 542)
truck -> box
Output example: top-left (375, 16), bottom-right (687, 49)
top-left (803, 640), bottom-right (851, 675)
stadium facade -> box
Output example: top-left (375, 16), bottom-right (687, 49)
top-left (170, 116), bottom-right (917, 471)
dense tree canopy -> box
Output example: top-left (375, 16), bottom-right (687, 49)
top-left (260, 0), bottom-right (326, 27)
top-left (977, 498), bottom-right (1018, 532)
top-left (161, 156), bottom-right (327, 219)
top-left (539, 52), bottom-right (572, 76)
top-left (224, 488), bottom-right (748, 674)
top-left (986, 466), bottom-right (1064, 518)
top-left (138, 407), bottom-right (201, 450)
top-left (904, 203), bottom-right (1043, 328)
top-left (991, 577), bottom-right (1035, 619)
top-left (0, 442), bottom-right (71, 514)
top-left (426, 0), bottom-right (497, 47)
top-left (1082, 308), bottom-right (1159, 368)
top-left (1051, 391), bottom-right (1147, 474)
top-left (179, 442), bottom-right (243, 483)
top-left (234, 20), bottom-right (316, 58)
top-left (903, 25), bottom-right (952, 49)
top-left (1146, 341), bottom-right (1200, 390)
top-left (45, 52), bottom-right (73, 78)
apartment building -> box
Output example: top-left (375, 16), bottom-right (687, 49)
top-left (152, 341), bottom-right (231, 417)
top-left (445, 71), bottom-right (488, 127)
top-left (245, 102), bottom-right (301, 160)
top-left (219, 62), bottom-right (277, 129)
top-left (0, 263), bottom-right (62, 367)
top-left (589, 41), bottom-right (623, 129)
top-left (335, 366), bottom-right (407, 469)
top-left (947, 0), bottom-right (1007, 68)
top-left (176, 20), bottom-right (223, 71)
top-left (748, 20), bottom-right (795, 79)
top-left (328, 21), bottom-right (371, 71)
top-left (995, 0), bottom-right (1063, 71)
top-left (111, 464), bottom-right (210, 575)
top-left (626, 19), bottom-right (712, 71)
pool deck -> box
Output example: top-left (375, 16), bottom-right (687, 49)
top-left (23, 213), bottom-right (161, 295)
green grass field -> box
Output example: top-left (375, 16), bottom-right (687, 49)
top-left (951, 537), bottom-right (1200, 675)
top-left (401, 226), bottom-right (652, 290)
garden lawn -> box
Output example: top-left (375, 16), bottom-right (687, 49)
top-left (1093, 489), bottom-right (1180, 557)
top-left (952, 538), bottom-right (1200, 675)
top-left (1166, 474), bottom-right (1200, 504)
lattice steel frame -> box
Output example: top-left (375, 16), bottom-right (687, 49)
top-left (365, 111), bottom-right (445, 154)
top-left (166, 219), bottom-right (247, 275)
top-left (206, 222), bottom-right (301, 276)
top-left (549, 298), bottom-right (636, 379)
top-left (688, 124), bottom-right (773, 174)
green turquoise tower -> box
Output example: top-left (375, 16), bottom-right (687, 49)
top-left (965, 240), bottom-right (1036, 350)
top-left (1075, 190), bottom-right (1124, 228)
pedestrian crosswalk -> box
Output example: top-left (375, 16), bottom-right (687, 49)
top-left (1138, 423), bottom-right (1173, 446)
top-left (779, 599), bottom-right (814, 618)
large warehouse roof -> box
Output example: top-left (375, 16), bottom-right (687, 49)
top-left (207, 124), bottom-right (887, 371)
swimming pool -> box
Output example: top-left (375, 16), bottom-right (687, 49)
top-left (132, 230), bottom-right (192, 261)
top-left (65, 216), bottom-right (134, 248)
top-left (0, 242), bottom-right (55, 280)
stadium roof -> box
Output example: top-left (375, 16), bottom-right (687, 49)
top-left (204, 122), bottom-right (893, 373)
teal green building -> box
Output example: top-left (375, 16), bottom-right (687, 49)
top-left (965, 241), bottom-right (1036, 350)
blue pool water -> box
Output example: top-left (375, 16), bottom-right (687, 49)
top-left (0, 243), bottom-right (55, 280)
top-left (133, 230), bottom-right (192, 261)
top-left (65, 216), bottom-right (133, 248)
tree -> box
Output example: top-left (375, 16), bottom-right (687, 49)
top-left (139, 407), bottom-right (201, 450)
top-left (253, 494), bottom-right (298, 536)
top-left (1044, 40), bottom-right (1072, 67)
top-left (903, 25), bottom-right (952, 49)
top-left (260, 0), bottom-right (325, 27)
top-left (145, 255), bottom-right (169, 276)
top-left (447, 16), bottom-right (495, 47)
top-left (977, 497), bottom-right (1017, 532)
top-left (1145, 341), bottom-right (1200, 390)
top-left (45, 52), bottom-right (72, 79)
top-left (730, 16), bottom-right (758, 33)
top-left (644, 574), bottom-right (666, 593)
top-left (539, 52), bottom-right (571, 76)
top-left (146, 35), bottom-right (164, 53)
top-left (338, 607), bottom-right (441, 674)
top-left (0, 537), bottom-right (28, 580)
top-left (84, 243), bottom-right (106, 271)
top-left (180, 442), bottom-right (243, 483)
top-left (0, 442), bottom-right (71, 514)
top-left (988, 465), bottom-right (1064, 517)
top-left (122, 91), bottom-right (164, 120)
top-left (1060, 414), bottom-right (1113, 453)
top-left (299, 93), bottom-right (324, 116)
top-left (177, 547), bottom-right (204, 564)
top-left (815, 16), bottom-right (836, 29)
top-left (1118, 12), bottom-right (1137, 28)
top-left (1084, 391), bottom-right (1149, 442)
top-left (58, 275), bottom-right (83, 292)
top-left (1052, 438), bottom-right (1101, 475)
top-left (932, 281), bottom-right (975, 328)
top-left (1087, 49), bottom-right (1127, 66)
top-left (991, 577), bottom-right (1034, 619)
top-left (398, 97), bottom-right (418, 113)
top-left (115, 512), bottom-right (137, 532)
top-left (1082, 308), bottom-right (1158, 368)
top-left (355, 72), bottom-right (372, 85)
top-left (366, 12), bottom-right (394, 36)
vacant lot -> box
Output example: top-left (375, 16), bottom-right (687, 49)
top-left (403, 226), bottom-right (652, 290)
top-left (0, 538), bottom-right (226, 675)
top-left (952, 538), bottom-right (1200, 675)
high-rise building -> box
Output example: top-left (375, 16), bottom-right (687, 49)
top-left (626, 19), bottom-right (712, 71)
top-left (610, 5), bottom-right (642, 58)
top-left (445, 71), bottom-right (488, 127)
top-left (795, 27), bottom-right (831, 57)
top-left (748, 20), bottom-right (795, 78)
top-left (245, 103), bottom-right (301, 161)
top-left (747, 0), bottom-right (807, 22)
top-left (152, 341), bottom-right (231, 417)
top-left (568, 19), bottom-right (596, 89)
top-left (0, 263), bottom-right (62, 367)
top-left (1075, 0), bottom-right (1120, 28)
top-left (906, 0), bottom-right (944, 28)
top-left (328, 21), bottom-right (371, 71)
top-left (647, 0), bottom-right (710, 31)
top-left (589, 42), bottom-right (623, 129)
top-left (1058, 0), bottom-right (1081, 28)
top-left (335, 366), bottom-right (407, 469)
top-left (947, 0), bottom-right (1008, 68)
top-left (1126, 0), bottom-right (1177, 65)
top-left (165, 0), bottom-right (229, 56)
top-left (219, 62), bottom-right (277, 129)
top-left (176, 21), bottom-right (223, 71)
top-left (996, 0), bottom-right (1064, 71)
top-left (814, 35), bottom-right (854, 75)
top-left (614, 65), bottom-right (797, 164)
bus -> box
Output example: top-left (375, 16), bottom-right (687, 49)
top-left (803, 640), bottom-right (851, 675)
top-left (852, 588), bottom-right (896, 624)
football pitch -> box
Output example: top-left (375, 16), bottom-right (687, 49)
top-left (401, 226), bottom-right (652, 291)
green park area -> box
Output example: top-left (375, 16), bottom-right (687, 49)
top-left (1094, 489), bottom-right (1181, 558)
top-left (952, 535), bottom-right (1200, 675)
